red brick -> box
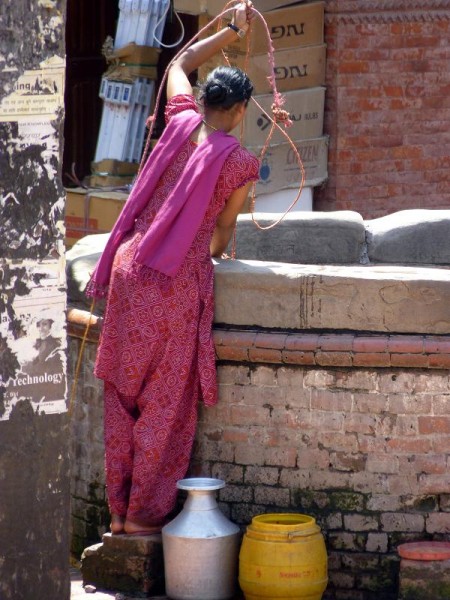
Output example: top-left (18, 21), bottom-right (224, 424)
top-left (352, 335), bottom-right (389, 353)
top-left (388, 335), bottom-right (424, 354)
top-left (67, 309), bottom-right (101, 342)
top-left (248, 347), bottom-right (283, 364)
top-left (428, 354), bottom-right (450, 369)
top-left (253, 332), bottom-right (287, 350)
top-left (419, 416), bottom-right (450, 435)
top-left (67, 321), bottom-right (100, 344)
top-left (216, 346), bottom-right (249, 361)
top-left (311, 389), bottom-right (352, 412)
top-left (419, 474), bottom-right (450, 495)
top-left (414, 455), bottom-right (446, 475)
top-left (284, 334), bottom-right (319, 352)
top-left (213, 330), bottom-right (256, 348)
top-left (424, 336), bottom-right (450, 354)
top-left (353, 352), bottom-right (391, 367)
top-left (281, 350), bottom-right (316, 365)
top-left (316, 351), bottom-right (353, 367)
top-left (222, 429), bottom-right (249, 443)
top-left (318, 334), bottom-right (355, 352)
top-left (230, 405), bottom-right (270, 427)
top-left (433, 436), bottom-right (450, 453)
top-left (344, 413), bottom-right (376, 435)
top-left (387, 438), bottom-right (432, 453)
top-left (390, 353), bottom-right (429, 368)
top-left (427, 512), bottom-right (450, 534)
top-left (339, 61), bottom-right (371, 74)
top-left (264, 447), bottom-right (297, 468)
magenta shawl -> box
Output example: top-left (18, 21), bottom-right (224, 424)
top-left (86, 109), bottom-right (240, 298)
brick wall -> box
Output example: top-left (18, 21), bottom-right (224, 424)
top-left (315, 1), bottom-right (450, 218)
top-left (68, 313), bottom-right (450, 599)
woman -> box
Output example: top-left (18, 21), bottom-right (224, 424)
top-left (86, 1), bottom-right (259, 535)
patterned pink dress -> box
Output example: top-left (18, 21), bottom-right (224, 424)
top-left (95, 94), bottom-right (259, 527)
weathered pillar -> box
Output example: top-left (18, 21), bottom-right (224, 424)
top-left (0, 2), bottom-right (70, 600)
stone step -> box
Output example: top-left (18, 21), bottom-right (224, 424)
top-left (80, 533), bottom-right (245, 599)
top-left (81, 533), bottom-right (165, 598)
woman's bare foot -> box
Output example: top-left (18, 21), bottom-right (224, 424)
top-left (110, 514), bottom-right (125, 534)
top-left (124, 519), bottom-right (162, 535)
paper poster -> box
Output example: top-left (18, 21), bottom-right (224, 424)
top-left (0, 54), bottom-right (65, 153)
top-left (0, 55), bottom-right (65, 122)
top-left (0, 261), bottom-right (67, 420)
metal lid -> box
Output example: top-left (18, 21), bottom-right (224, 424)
top-left (176, 477), bottom-right (225, 491)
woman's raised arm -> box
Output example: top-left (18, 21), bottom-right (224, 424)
top-left (166, 1), bottom-right (253, 100)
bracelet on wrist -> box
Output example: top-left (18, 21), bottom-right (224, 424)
top-left (227, 22), bottom-right (246, 39)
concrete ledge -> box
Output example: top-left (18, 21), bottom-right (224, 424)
top-left (66, 233), bottom-right (109, 308)
top-left (233, 211), bottom-right (366, 264)
top-left (367, 209), bottom-right (450, 265)
top-left (66, 230), bottom-right (450, 335)
top-left (215, 260), bottom-right (450, 334)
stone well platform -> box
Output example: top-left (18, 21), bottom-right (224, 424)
top-left (215, 261), bottom-right (450, 334)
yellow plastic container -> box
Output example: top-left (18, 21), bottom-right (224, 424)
top-left (239, 513), bottom-right (328, 600)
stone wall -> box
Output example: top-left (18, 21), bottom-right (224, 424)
top-left (315, 1), bottom-right (450, 218)
top-left (195, 361), bottom-right (450, 600)
top-left (67, 249), bottom-right (450, 599)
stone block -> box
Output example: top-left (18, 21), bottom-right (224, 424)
top-left (66, 233), bottom-right (109, 307)
top-left (81, 533), bottom-right (164, 597)
top-left (233, 211), bottom-right (365, 264)
top-left (366, 209), bottom-right (450, 265)
top-left (214, 261), bottom-right (450, 334)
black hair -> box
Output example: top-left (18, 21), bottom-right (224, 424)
top-left (199, 66), bottom-right (253, 110)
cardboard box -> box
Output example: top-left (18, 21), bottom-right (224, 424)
top-left (104, 63), bottom-right (157, 82)
top-left (91, 159), bottom-right (140, 177)
top-left (241, 186), bottom-right (313, 213)
top-left (173, 0), bottom-right (207, 14)
top-left (200, 2), bottom-right (324, 54)
top-left (177, 0), bottom-right (295, 16)
top-left (198, 43), bottom-right (326, 93)
top-left (89, 174), bottom-right (135, 188)
top-left (249, 43), bottom-right (327, 94)
top-left (65, 188), bottom-right (128, 248)
top-left (249, 135), bottom-right (328, 194)
top-left (197, 49), bottom-right (247, 81)
top-left (206, 0), bottom-right (305, 16)
top-left (233, 86), bottom-right (325, 146)
top-left (105, 43), bottom-right (160, 81)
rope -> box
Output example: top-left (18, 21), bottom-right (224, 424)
top-left (213, 6), bottom-right (305, 231)
top-left (68, 298), bottom-right (96, 418)
top-left (139, 1), bottom-right (305, 232)
top-left (154, 1), bottom-right (185, 49)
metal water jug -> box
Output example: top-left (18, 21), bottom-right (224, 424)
top-left (162, 477), bottom-right (240, 600)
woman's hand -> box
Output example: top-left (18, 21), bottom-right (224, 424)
top-left (232, 1), bottom-right (254, 34)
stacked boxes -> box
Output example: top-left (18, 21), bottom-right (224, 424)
top-left (65, 1), bottom-right (170, 245)
top-left (192, 1), bottom-right (328, 210)
top-left (92, 0), bottom-right (170, 184)
top-left (65, 187), bottom-right (128, 248)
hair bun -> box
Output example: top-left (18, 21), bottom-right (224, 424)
top-left (199, 66), bottom-right (253, 109)
top-left (205, 81), bottom-right (228, 105)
